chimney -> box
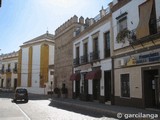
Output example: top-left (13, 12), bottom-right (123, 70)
top-left (108, 2), bottom-right (113, 9)
top-left (79, 16), bottom-right (84, 24)
top-left (100, 6), bottom-right (106, 18)
top-left (89, 18), bottom-right (94, 26)
top-left (85, 18), bottom-right (90, 26)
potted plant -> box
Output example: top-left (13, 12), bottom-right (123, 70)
top-left (116, 29), bottom-right (130, 43)
top-left (53, 87), bottom-right (60, 98)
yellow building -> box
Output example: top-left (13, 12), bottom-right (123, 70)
top-left (0, 51), bottom-right (18, 90)
top-left (18, 31), bottom-right (55, 94)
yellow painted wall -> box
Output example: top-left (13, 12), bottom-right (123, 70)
top-left (40, 44), bottom-right (49, 87)
top-left (17, 49), bottom-right (22, 86)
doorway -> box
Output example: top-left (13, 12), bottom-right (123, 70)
top-left (6, 78), bottom-right (11, 88)
top-left (93, 79), bottom-right (100, 100)
top-left (143, 69), bottom-right (159, 108)
top-left (75, 80), bottom-right (80, 98)
top-left (14, 79), bottom-right (17, 90)
top-left (1, 79), bottom-right (4, 88)
top-left (104, 71), bottom-right (111, 101)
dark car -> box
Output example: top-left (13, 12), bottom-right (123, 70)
top-left (14, 88), bottom-right (28, 103)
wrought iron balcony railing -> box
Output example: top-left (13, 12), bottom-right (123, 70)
top-left (104, 48), bottom-right (110, 58)
top-left (6, 68), bottom-right (11, 73)
top-left (13, 68), bottom-right (18, 73)
top-left (90, 50), bottom-right (100, 62)
top-left (81, 54), bottom-right (89, 64)
top-left (73, 57), bottom-right (80, 66)
top-left (0, 69), bottom-right (4, 74)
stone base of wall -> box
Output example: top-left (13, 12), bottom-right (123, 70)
top-left (99, 96), bottom-right (105, 103)
top-left (80, 93), bottom-right (89, 101)
top-left (114, 96), bottom-right (144, 108)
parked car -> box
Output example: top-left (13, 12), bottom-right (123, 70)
top-left (14, 88), bottom-right (28, 103)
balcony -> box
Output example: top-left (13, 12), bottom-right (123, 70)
top-left (0, 69), bottom-right (4, 74)
top-left (104, 48), bottom-right (110, 58)
top-left (13, 68), bottom-right (18, 73)
top-left (81, 54), bottom-right (89, 64)
top-left (129, 18), bottom-right (160, 46)
top-left (73, 57), bottom-right (80, 66)
top-left (90, 51), bottom-right (100, 62)
top-left (6, 68), bottom-right (11, 73)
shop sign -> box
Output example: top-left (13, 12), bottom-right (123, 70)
top-left (126, 51), bottom-right (160, 66)
top-left (137, 52), bottom-right (160, 64)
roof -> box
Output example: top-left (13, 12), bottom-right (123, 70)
top-left (23, 31), bottom-right (54, 45)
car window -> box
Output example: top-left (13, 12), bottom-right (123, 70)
top-left (16, 89), bottom-right (27, 93)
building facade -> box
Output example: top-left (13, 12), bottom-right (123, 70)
top-left (112, 0), bottom-right (160, 108)
top-left (0, 51), bottom-right (18, 89)
top-left (72, 6), bottom-right (114, 103)
top-left (18, 31), bottom-right (55, 94)
top-left (54, 15), bottom-right (83, 98)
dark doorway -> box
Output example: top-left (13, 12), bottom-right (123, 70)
top-left (14, 79), bottom-right (17, 90)
top-left (144, 69), bottom-right (159, 108)
top-left (104, 71), bottom-right (111, 101)
top-left (1, 79), bottom-right (4, 88)
top-left (84, 79), bottom-right (88, 96)
top-left (93, 79), bottom-right (100, 100)
top-left (75, 80), bottom-right (80, 98)
top-left (6, 78), bottom-right (11, 88)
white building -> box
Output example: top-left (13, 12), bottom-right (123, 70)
top-left (112, 0), bottom-right (160, 108)
top-left (18, 31), bottom-right (55, 94)
top-left (0, 51), bottom-right (18, 89)
top-left (72, 5), bottom-right (113, 103)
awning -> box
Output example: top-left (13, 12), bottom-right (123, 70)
top-left (136, 0), bottom-right (153, 39)
top-left (85, 69), bottom-right (101, 80)
top-left (70, 73), bottom-right (80, 81)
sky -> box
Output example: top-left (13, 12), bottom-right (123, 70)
top-left (0, 0), bottom-right (112, 54)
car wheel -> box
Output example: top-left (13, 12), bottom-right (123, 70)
top-left (25, 99), bottom-right (28, 103)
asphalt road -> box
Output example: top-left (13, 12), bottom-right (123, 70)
top-left (0, 92), bottom-right (117, 120)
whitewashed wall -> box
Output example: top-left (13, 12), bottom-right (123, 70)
top-left (74, 21), bottom-right (111, 60)
top-left (32, 45), bottom-right (40, 87)
top-left (21, 48), bottom-right (29, 87)
top-left (49, 45), bottom-right (54, 65)
top-left (155, 0), bottom-right (160, 20)
top-left (88, 80), bottom-right (92, 94)
top-left (113, 0), bottom-right (146, 50)
top-left (73, 18), bottom-right (112, 98)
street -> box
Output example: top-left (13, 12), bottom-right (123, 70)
top-left (0, 92), bottom-right (116, 120)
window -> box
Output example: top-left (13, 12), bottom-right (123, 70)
top-left (13, 63), bottom-right (18, 73)
top-left (93, 37), bottom-right (98, 52)
top-left (0, 65), bottom-right (4, 74)
top-left (83, 42), bottom-right (88, 56)
top-left (121, 74), bottom-right (130, 97)
top-left (118, 16), bottom-right (127, 32)
top-left (74, 46), bottom-right (80, 65)
top-left (104, 31), bottom-right (110, 58)
top-left (14, 63), bottom-right (17, 69)
top-left (2, 64), bottom-right (4, 70)
top-left (82, 42), bottom-right (88, 63)
top-left (7, 64), bottom-right (11, 72)
top-left (90, 37), bottom-right (99, 61)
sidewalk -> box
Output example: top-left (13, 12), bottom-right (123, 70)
top-left (50, 97), bottom-right (160, 119)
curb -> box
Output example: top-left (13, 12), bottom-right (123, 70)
top-left (51, 99), bottom-right (119, 118)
